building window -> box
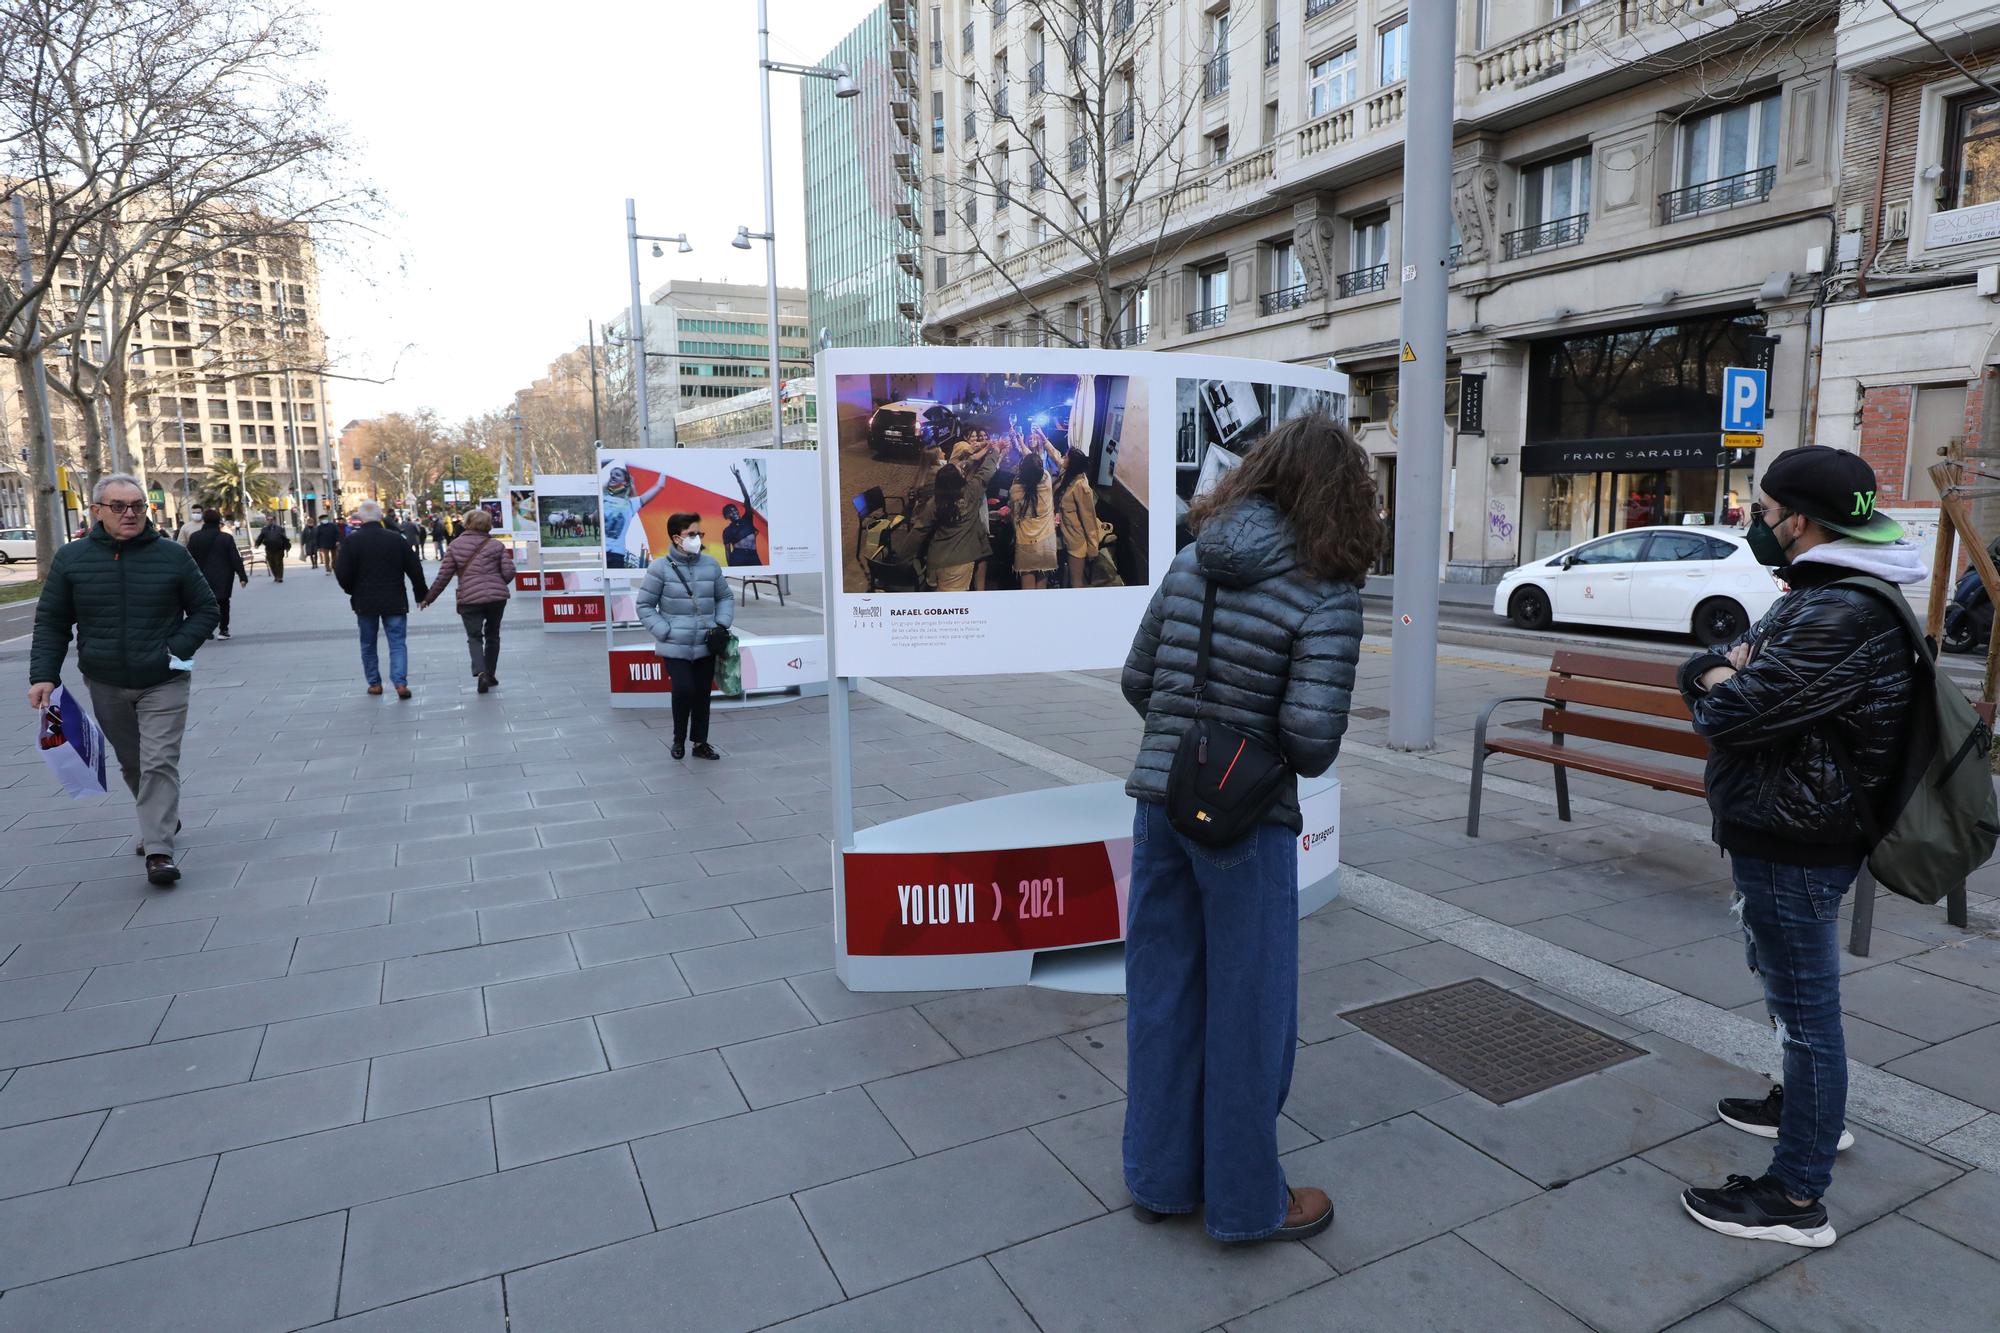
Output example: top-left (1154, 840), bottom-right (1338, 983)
top-left (1523, 150), bottom-right (1592, 230)
top-left (1353, 215), bottom-right (1387, 269)
top-left (210, 423), bottom-right (230, 443)
top-left (1116, 286), bottom-right (1150, 345)
top-left (1309, 48), bottom-right (1356, 118)
top-left (1208, 128), bottom-right (1229, 163)
top-left (1188, 261), bottom-right (1229, 331)
top-left (932, 90), bottom-right (945, 153)
top-left (935, 254), bottom-right (948, 285)
top-left (1668, 91), bottom-right (1780, 218)
top-left (930, 4), bottom-right (943, 66)
top-left (1378, 20), bottom-right (1407, 86)
top-left (1204, 11), bottom-right (1229, 100)
top-left (1261, 240), bottom-right (1308, 313)
top-left (1944, 92), bottom-right (2000, 211)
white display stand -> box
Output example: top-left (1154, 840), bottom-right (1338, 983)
top-left (539, 560), bottom-right (611, 631)
top-left (606, 632), bottom-right (829, 709)
top-left (814, 347), bottom-right (1353, 994)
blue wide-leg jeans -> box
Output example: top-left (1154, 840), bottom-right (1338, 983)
top-left (1733, 853), bottom-right (1858, 1201)
top-left (357, 613), bottom-right (409, 689)
top-left (1123, 797), bottom-right (1300, 1241)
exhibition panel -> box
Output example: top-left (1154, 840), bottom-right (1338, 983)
top-left (593, 448), bottom-right (821, 575)
top-left (814, 347), bottom-right (1350, 993)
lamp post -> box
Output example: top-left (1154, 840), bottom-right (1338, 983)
top-left (746, 0), bottom-right (857, 449)
top-left (623, 202), bottom-right (691, 450)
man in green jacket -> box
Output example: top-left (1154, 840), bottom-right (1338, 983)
top-left (28, 474), bottom-right (219, 885)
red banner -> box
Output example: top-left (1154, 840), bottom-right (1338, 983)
top-left (517, 571), bottom-right (543, 592)
top-left (608, 648), bottom-right (673, 694)
top-left (844, 839), bottom-right (1126, 956)
top-left (543, 594), bottom-right (604, 625)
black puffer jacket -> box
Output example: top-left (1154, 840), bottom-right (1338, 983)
top-left (335, 520), bottom-right (428, 616)
top-left (29, 522), bottom-right (219, 689)
top-left (1679, 564), bottom-right (1916, 866)
top-left (1121, 496), bottom-right (1362, 831)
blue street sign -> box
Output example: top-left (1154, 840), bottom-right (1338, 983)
top-left (1721, 367), bottom-right (1767, 434)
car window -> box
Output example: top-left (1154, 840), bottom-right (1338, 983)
top-left (1569, 533), bottom-right (1651, 565)
top-left (1646, 532), bottom-right (1731, 562)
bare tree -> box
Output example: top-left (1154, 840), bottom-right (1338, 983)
top-left (1, 0), bottom-right (378, 571)
top-left (510, 345), bottom-right (602, 475)
top-left (931, 0), bottom-right (1220, 348)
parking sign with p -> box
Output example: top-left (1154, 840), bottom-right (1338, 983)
top-left (1722, 367), bottom-right (1767, 435)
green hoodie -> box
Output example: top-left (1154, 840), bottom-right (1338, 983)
top-left (30, 522), bottom-right (220, 690)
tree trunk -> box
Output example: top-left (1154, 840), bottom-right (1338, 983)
top-left (12, 356), bottom-right (64, 575)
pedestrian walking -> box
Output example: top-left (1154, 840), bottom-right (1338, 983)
top-left (428, 516), bottom-right (448, 559)
top-left (177, 505), bottom-right (204, 543)
top-left (256, 515), bottom-right (292, 582)
top-left (300, 519), bottom-right (319, 569)
top-left (421, 508), bottom-right (515, 693)
top-left (398, 514), bottom-right (425, 556)
top-left (1118, 416), bottom-right (1377, 1244)
top-left (185, 510), bottom-right (249, 639)
top-left (28, 474), bottom-right (219, 885)
top-left (314, 513), bottom-right (342, 574)
top-left (336, 500), bottom-right (428, 700)
top-left (1676, 446), bottom-right (1928, 1250)
top-left (634, 511), bottom-right (733, 761)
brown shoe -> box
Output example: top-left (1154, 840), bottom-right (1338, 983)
top-left (366, 684), bottom-right (383, 696)
top-left (395, 686), bottom-right (412, 700)
top-left (1266, 1187), bottom-right (1334, 1241)
top-left (145, 854), bottom-right (181, 887)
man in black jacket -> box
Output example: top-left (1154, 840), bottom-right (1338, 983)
top-left (314, 513), bottom-right (343, 574)
top-left (1676, 446), bottom-right (1924, 1250)
top-left (335, 500), bottom-right (428, 699)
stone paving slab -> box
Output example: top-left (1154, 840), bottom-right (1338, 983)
top-left (1, 572), bottom-right (1997, 1329)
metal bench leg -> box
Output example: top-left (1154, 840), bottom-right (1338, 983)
top-left (1553, 765), bottom-right (1571, 822)
top-left (1848, 867), bottom-right (1876, 958)
top-left (1947, 878), bottom-right (1969, 929)
top-left (1467, 747), bottom-right (1489, 837)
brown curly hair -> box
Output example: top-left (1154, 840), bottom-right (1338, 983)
top-left (1186, 413), bottom-right (1383, 586)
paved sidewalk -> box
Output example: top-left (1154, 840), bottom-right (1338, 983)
top-left (0, 570), bottom-right (1995, 1330)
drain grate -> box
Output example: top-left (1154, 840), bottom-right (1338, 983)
top-left (1349, 706), bottom-right (1390, 720)
top-left (1341, 979), bottom-right (1642, 1104)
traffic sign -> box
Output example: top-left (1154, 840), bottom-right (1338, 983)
top-left (1721, 367), bottom-right (1767, 433)
top-left (1722, 432), bottom-right (1765, 450)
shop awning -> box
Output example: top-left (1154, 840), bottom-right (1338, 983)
top-left (1520, 434), bottom-right (1722, 476)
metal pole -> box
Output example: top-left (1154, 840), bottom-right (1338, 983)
top-left (175, 394), bottom-right (188, 523)
top-left (275, 289), bottom-right (304, 515)
top-left (511, 401), bottom-right (524, 481)
top-left (11, 195), bottom-right (64, 567)
top-left (586, 320), bottom-right (603, 446)
top-left (624, 198), bottom-right (653, 450)
top-left (1386, 0), bottom-right (1455, 751)
top-left (757, 0), bottom-right (784, 451)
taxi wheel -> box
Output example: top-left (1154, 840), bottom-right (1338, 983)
top-left (1509, 585), bottom-right (1552, 632)
top-left (1693, 598), bottom-right (1748, 647)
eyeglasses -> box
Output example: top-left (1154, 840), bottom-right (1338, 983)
top-left (1749, 501), bottom-right (1789, 526)
top-left (94, 500), bottom-right (147, 516)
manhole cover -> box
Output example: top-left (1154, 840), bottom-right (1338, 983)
top-left (1349, 706), bottom-right (1389, 720)
top-left (1341, 979), bottom-right (1642, 1104)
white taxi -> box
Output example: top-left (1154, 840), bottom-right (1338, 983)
top-left (1493, 525), bottom-right (1784, 646)
top-left (0, 527), bottom-right (35, 563)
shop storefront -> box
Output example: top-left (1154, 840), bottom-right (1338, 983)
top-left (1519, 311), bottom-right (1771, 561)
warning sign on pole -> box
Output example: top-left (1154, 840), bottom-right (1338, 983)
top-left (1400, 343), bottom-right (1417, 363)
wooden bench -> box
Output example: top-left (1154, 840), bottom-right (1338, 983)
top-left (1464, 649), bottom-right (1967, 958)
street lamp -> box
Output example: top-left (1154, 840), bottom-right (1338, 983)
top-left (624, 201), bottom-right (691, 450)
top-left (753, 0), bottom-right (858, 449)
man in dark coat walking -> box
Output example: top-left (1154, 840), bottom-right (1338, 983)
top-left (256, 516), bottom-right (292, 582)
top-left (336, 500), bottom-right (428, 698)
top-left (185, 510), bottom-right (249, 639)
top-left (29, 474), bottom-right (219, 885)
top-left (314, 513), bottom-right (343, 575)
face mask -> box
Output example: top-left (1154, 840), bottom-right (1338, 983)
top-left (1746, 510), bottom-right (1793, 568)
top-left (679, 534), bottom-right (702, 555)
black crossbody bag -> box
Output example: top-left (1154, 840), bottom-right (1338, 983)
top-left (1166, 580), bottom-right (1289, 845)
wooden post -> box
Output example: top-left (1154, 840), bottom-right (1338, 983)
top-left (1931, 459), bottom-right (2000, 717)
top-left (1927, 460), bottom-right (1957, 643)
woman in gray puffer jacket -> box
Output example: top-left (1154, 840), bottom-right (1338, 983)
top-left (1119, 415), bottom-right (1379, 1248)
top-left (635, 510), bottom-right (735, 760)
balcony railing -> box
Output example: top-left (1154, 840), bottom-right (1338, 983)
top-left (1265, 24), bottom-right (1280, 67)
top-left (1659, 165), bottom-right (1776, 222)
top-left (1028, 60), bottom-right (1045, 95)
top-left (1068, 136), bottom-right (1086, 173)
top-left (1185, 303), bottom-right (1228, 333)
top-left (1305, 0), bottom-right (1344, 18)
top-left (1112, 323), bottom-right (1149, 347)
top-left (1112, 0), bottom-right (1134, 35)
top-left (962, 21), bottom-right (974, 54)
top-left (1448, 242), bottom-right (1464, 269)
top-left (1113, 104), bottom-right (1134, 146)
top-left (1503, 212), bottom-right (1589, 259)
top-left (1260, 284), bottom-right (1309, 314)
top-left (1204, 53), bottom-right (1229, 100)
top-left (1029, 161), bottom-right (1047, 192)
top-left (1335, 263), bottom-right (1386, 298)
top-left (963, 111), bottom-right (976, 140)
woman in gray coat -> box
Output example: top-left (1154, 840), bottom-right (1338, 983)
top-left (1119, 416), bottom-right (1380, 1246)
top-left (634, 511), bottom-right (735, 760)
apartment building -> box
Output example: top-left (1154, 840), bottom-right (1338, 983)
top-left (6, 230), bottom-right (336, 529)
top-left (919, 0), bottom-right (1838, 584)
top-left (1815, 1), bottom-right (2000, 526)
top-left (603, 280), bottom-right (812, 446)
top-left (803, 1), bottom-right (926, 348)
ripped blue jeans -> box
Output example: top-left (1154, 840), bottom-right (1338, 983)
top-left (1733, 854), bottom-right (1859, 1201)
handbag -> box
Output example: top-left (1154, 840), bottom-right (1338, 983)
top-left (1165, 579), bottom-right (1289, 846)
top-left (667, 559), bottom-right (733, 659)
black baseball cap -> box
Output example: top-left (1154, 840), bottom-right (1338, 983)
top-left (1759, 446), bottom-right (1903, 542)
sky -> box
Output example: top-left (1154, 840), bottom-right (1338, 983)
top-left (309, 0), bottom-right (883, 429)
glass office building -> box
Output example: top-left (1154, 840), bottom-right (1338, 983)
top-left (801, 1), bottom-right (923, 349)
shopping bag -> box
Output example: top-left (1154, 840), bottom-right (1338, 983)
top-left (714, 634), bottom-right (743, 696)
top-left (39, 686), bottom-right (110, 799)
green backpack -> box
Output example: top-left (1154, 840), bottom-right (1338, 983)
top-left (1835, 575), bottom-right (2000, 905)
